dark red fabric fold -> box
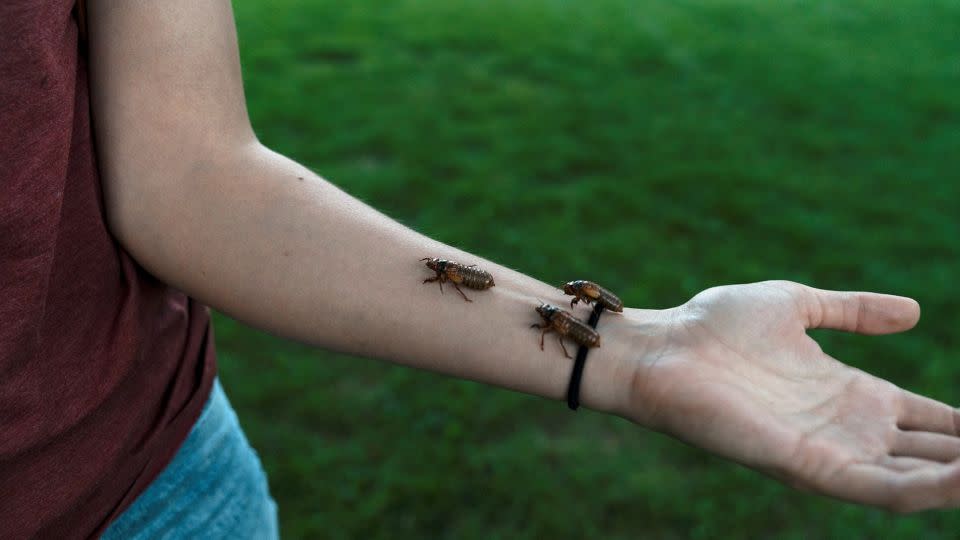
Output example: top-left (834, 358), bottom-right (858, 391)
top-left (1, 2), bottom-right (217, 537)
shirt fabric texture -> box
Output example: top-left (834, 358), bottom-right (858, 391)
top-left (0, 1), bottom-right (217, 537)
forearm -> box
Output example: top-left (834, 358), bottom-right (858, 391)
top-left (108, 143), bottom-right (644, 414)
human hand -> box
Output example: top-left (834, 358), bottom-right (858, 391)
top-left (616, 281), bottom-right (960, 512)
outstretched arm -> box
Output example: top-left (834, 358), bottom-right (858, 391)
top-left (86, 0), bottom-right (960, 512)
top-left (85, 0), bottom-right (635, 414)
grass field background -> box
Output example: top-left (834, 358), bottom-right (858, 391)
top-left (216, 0), bottom-right (959, 537)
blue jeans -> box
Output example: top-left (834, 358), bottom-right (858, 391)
top-left (102, 379), bottom-right (279, 539)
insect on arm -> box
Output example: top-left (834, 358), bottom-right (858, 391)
top-left (531, 303), bottom-right (600, 359)
top-left (562, 280), bottom-right (624, 312)
top-left (420, 257), bottom-right (495, 302)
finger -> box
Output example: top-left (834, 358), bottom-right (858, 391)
top-left (800, 286), bottom-right (920, 335)
top-left (898, 390), bottom-right (960, 436)
top-left (899, 388), bottom-right (960, 434)
top-left (836, 461), bottom-right (960, 513)
top-left (880, 455), bottom-right (944, 471)
top-left (891, 431), bottom-right (960, 462)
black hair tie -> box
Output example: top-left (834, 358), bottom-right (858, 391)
top-left (566, 302), bottom-right (604, 411)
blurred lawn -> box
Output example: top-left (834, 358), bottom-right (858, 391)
top-left (216, 0), bottom-right (959, 537)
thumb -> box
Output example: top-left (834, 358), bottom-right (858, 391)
top-left (800, 286), bottom-right (921, 335)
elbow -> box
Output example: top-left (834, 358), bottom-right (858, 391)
top-left (99, 134), bottom-right (261, 263)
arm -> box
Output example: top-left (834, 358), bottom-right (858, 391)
top-left (85, 0), bottom-right (636, 414)
top-left (86, 0), bottom-right (960, 513)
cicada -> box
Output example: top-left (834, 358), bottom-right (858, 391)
top-left (420, 257), bottom-right (495, 302)
top-left (562, 280), bottom-right (623, 312)
top-left (531, 303), bottom-right (600, 358)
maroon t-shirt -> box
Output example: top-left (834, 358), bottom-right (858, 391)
top-left (0, 2), bottom-right (217, 538)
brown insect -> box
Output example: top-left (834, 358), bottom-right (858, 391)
top-left (562, 280), bottom-right (624, 312)
top-left (530, 303), bottom-right (600, 359)
top-left (421, 257), bottom-right (495, 302)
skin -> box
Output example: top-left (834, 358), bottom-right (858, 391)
top-left (86, 0), bottom-right (960, 513)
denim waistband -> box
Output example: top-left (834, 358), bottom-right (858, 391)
top-left (101, 378), bottom-right (278, 539)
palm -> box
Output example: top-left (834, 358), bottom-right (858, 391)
top-left (629, 281), bottom-right (960, 512)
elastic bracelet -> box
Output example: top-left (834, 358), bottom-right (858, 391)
top-left (566, 302), bottom-right (604, 411)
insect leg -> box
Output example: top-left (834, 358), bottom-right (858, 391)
top-left (534, 326), bottom-right (553, 351)
top-left (451, 282), bottom-right (473, 302)
top-left (556, 335), bottom-right (571, 359)
top-left (423, 271), bottom-right (445, 294)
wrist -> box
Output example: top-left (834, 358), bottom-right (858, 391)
top-left (578, 306), bottom-right (673, 421)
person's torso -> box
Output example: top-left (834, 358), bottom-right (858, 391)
top-left (0, 2), bottom-right (216, 537)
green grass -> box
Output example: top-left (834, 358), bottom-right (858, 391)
top-left (218, 0), bottom-right (959, 537)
